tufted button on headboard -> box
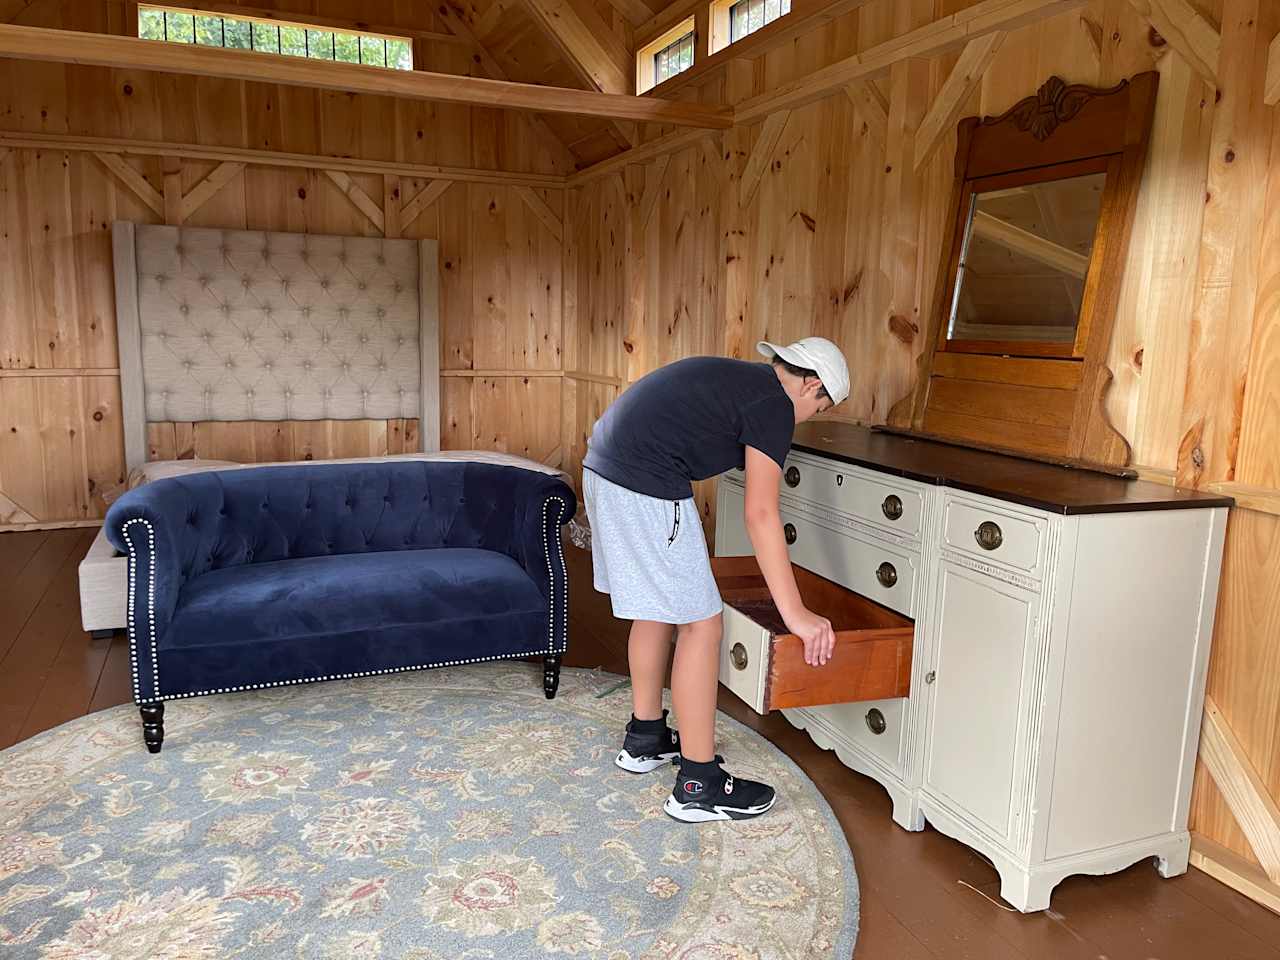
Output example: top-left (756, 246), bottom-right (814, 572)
top-left (112, 222), bottom-right (442, 469)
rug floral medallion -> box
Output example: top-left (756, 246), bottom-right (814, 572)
top-left (0, 664), bottom-right (859, 959)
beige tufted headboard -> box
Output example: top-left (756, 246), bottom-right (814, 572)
top-left (112, 222), bottom-right (440, 470)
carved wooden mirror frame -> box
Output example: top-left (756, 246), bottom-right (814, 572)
top-left (895, 72), bottom-right (1159, 469)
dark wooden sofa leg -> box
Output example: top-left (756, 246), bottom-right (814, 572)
top-left (90, 628), bottom-right (116, 640)
top-left (543, 655), bottom-right (561, 699)
top-left (140, 703), bottom-right (165, 753)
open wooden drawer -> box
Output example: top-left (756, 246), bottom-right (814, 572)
top-left (712, 556), bottom-right (914, 714)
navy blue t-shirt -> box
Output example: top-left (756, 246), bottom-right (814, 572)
top-left (583, 357), bottom-right (795, 500)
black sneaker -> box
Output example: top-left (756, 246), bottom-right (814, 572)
top-left (614, 710), bottom-right (681, 774)
top-left (664, 756), bottom-right (776, 822)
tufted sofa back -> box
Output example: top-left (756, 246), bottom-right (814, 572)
top-left (105, 461), bottom-right (576, 632)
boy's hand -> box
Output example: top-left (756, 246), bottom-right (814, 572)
top-left (783, 606), bottom-right (836, 667)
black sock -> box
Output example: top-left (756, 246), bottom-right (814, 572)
top-left (630, 710), bottom-right (668, 733)
top-left (678, 757), bottom-right (721, 778)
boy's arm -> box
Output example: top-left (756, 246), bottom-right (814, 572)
top-left (743, 445), bottom-right (836, 666)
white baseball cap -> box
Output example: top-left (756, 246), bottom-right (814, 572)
top-left (757, 337), bottom-right (850, 405)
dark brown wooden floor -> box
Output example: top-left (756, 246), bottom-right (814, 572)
top-left (3, 528), bottom-right (1279, 959)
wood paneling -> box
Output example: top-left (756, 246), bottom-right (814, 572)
top-left (0, 0), bottom-right (568, 528)
top-left (5, 0), bottom-right (1280, 913)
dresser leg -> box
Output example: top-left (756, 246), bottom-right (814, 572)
top-left (140, 703), bottom-right (165, 753)
top-left (1155, 833), bottom-right (1190, 878)
top-left (891, 795), bottom-right (926, 832)
top-left (997, 864), bottom-right (1054, 913)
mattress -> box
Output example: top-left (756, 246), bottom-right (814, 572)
top-left (80, 452), bottom-right (573, 634)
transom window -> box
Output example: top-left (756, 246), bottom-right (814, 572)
top-left (653, 30), bottom-right (695, 86)
top-left (636, 15), bottom-right (695, 93)
top-left (137, 4), bottom-right (414, 71)
top-left (728, 0), bottom-right (791, 43)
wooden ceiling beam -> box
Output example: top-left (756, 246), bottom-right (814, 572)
top-left (434, 1), bottom-right (579, 169)
top-left (0, 23), bottom-right (732, 128)
top-left (567, 125), bottom-right (712, 185)
top-left (1126, 0), bottom-right (1221, 88)
top-left (522, 0), bottom-right (632, 95)
top-left (602, 0), bottom-right (656, 28)
top-left (4, 130), bottom-right (566, 188)
top-left (734, 0), bottom-right (1086, 124)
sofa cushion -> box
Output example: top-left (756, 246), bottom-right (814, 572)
top-left (157, 548), bottom-right (550, 696)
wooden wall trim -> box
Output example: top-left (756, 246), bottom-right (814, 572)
top-left (0, 368), bottom-right (120, 377)
top-left (441, 370), bottom-right (564, 378)
top-left (912, 32), bottom-right (1006, 171)
top-left (419, 240), bottom-right (442, 453)
top-left (111, 221), bottom-right (147, 473)
top-left (0, 23), bottom-right (732, 129)
top-left (0, 131), bottom-right (566, 188)
top-left (1199, 696), bottom-right (1280, 884)
top-left (1190, 833), bottom-right (1280, 915)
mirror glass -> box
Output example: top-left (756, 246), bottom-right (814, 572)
top-left (946, 171), bottom-right (1106, 347)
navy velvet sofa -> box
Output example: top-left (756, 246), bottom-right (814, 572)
top-left (103, 460), bottom-right (576, 751)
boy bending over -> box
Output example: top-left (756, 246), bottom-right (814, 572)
top-left (582, 338), bottom-right (850, 821)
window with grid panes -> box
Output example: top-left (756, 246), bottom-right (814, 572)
top-left (729, 0), bottom-right (791, 43)
top-left (653, 30), bottom-right (695, 85)
top-left (137, 5), bottom-right (413, 71)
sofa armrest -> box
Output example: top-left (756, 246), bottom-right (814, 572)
top-left (507, 474), bottom-right (577, 653)
top-left (103, 482), bottom-right (194, 703)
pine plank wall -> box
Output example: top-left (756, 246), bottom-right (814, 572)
top-left (1, 0), bottom-right (1278, 902)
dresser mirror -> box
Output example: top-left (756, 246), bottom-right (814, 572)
top-left (946, 165), bottom-right (1106, 354)
top-left (896, 72), bottom-right (1159, 469)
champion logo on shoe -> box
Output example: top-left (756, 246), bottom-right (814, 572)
top-left (683, 779), bottom-right (704, 795)
top-left (724, 776), bottom-right (734, 795)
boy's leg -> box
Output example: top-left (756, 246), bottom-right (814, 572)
top-left (670, 613), bottom-right (722, 763)
top-left (629, 619), bottom-right (675, 721)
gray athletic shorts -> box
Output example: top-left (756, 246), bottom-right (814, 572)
top-left (582, 469), bottom-right (723, 625)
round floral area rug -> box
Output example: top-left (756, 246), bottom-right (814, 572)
top-left (0, 664), bottom-right (859, 959)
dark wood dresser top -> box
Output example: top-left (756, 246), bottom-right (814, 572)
top-left (790, 422), bottom-right (1233, 515)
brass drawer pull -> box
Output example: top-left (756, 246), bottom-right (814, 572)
top-left (974, 520), bottom-right (1003, 551)
top-left (730, 642), bottom-right (749, 671)
top-left (784, 523), bottom-right (797, 545)
top-left (882, 494), bottom-right (903, 521)
top-left (876, 562), bottom-right (898, 588)
top-left (865, 708), bottom-right (887, 735)
top-left (784, 465), bottom-right (801, 488)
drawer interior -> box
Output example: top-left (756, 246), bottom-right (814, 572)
top-left (711, 556), bottom-right (915, 710)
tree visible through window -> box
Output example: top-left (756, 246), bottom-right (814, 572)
top-left (729, 0), bottom-right (791, 43)
top-left (137, 5), bottom-right (413, 71)
top-left (653, 30), bottom-right (694, 85)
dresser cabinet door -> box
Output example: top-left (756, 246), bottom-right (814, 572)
top-left (923, 561), bottom-right (1036, 844)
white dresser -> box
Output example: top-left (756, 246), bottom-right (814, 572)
top-left (714, 423), bottom-right (1230, 912)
